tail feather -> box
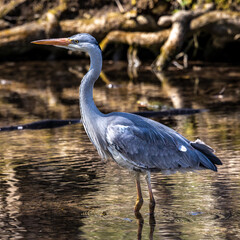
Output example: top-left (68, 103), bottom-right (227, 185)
top-left (196, 151), bottom-right (218, 171)
top-left (191, 139), bottom-right (222, 166)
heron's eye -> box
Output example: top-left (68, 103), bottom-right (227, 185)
top-left (74, 40), bottom-right (79, 44)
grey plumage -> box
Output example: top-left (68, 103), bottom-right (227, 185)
top-left (70, 33), bottom-right (98, 45)
top-left (104, 112), bottom-right (221, 174)
top-left (32, 33), bottom-right (222, 213)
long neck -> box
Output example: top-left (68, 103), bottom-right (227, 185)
top-left (79, 46), bottom-right (107, 158)
top-left (79, 46), bottom-right (103, 120)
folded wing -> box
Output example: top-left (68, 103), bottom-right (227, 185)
top-left (105, 118), bottom-right (221, 173)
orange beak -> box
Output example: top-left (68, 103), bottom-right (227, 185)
top-left (31, 38), bottom-right (71, 46)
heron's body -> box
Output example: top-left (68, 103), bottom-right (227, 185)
top-left (86, 111), bottom-right (219, 174)
top-left (32, 33), bottom-right (222, 214)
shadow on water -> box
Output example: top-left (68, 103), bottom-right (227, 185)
top-left (0, 60), bottom-right (240, 239)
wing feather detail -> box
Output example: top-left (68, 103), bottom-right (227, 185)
top-left (106, 122), bottom-right (204, 172)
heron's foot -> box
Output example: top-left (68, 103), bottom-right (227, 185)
top-left (134, 198), bottom-right (144, 213)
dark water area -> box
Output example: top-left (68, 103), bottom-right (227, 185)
top-left (0, 60), bottom-right (239, 239)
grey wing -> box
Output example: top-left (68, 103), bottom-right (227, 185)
top-left (105, 122), bottom-right (217, 173)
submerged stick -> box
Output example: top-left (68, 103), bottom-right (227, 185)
top-left (0, 108), bottom-right (204, 132)
top-left (0, 119), bottom-right (81, 131)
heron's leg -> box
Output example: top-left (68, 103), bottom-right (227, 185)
top-left (145, 172), bottom-right (155, 215)
top-left (135, 173), bottom-right (143, 213)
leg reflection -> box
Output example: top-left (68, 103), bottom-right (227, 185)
top-left (149, 213), bottom-right (156, 240)
top-left (135, 211), bottom-right (156, 240)
top-left (135, 211), bottom-right (144, 240)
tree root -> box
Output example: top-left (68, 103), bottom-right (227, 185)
top-left (0, 0), bottom-right (26, 19)
top-left (100, 30), bottom-right (170, 51)
top-left (0, 1), bottom-right (239, 69)
top-left (60, 11), bottom-right (158, 37)
top-left (190, 10), bottom-right (240, 47)
top-left (0, 0), bottom-right (67, 50)
top-left (154, 3), bottom-right (214, 71)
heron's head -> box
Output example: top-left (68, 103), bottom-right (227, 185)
top-left (31, 33), bottom-right (100, 52)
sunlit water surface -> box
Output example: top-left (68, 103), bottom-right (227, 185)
top-left (0, 61), bottom-right (239, 239)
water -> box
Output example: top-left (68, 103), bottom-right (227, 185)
top-left (0, 61), bottom-right (239, 239)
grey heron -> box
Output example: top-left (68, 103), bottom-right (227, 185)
top-left (32, 33), bottom-right (222, 214)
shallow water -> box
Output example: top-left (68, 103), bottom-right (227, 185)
top-left (0, 61), bottom-right (240, 239)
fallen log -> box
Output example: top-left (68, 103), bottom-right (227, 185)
top-left (60, 11), bottom-right (158, 37)
top-left (0, 8), bottom-right (157, 52)
top-left (0, 0), bottom-right (26, 19)
top-left (100, 29), bottom-right (170, 51)
top-left (0, 0), bottom-right (67, 51)
top-left (190, 10), bottom-right (240, 47)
